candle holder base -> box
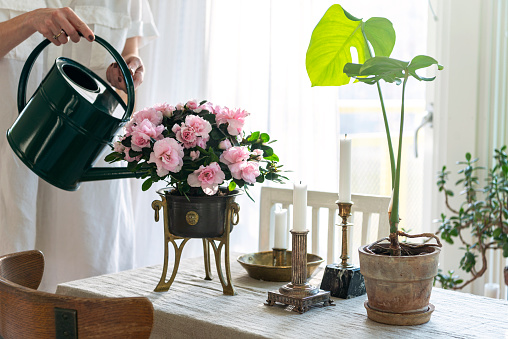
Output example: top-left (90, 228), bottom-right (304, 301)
top-left (320, 264), bottom-right (366, 299)
top-left (266, 287), bottom-right (334, 314)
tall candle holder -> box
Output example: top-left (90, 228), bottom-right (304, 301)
top-left (320, 201), bottom-right (366, 299)
top-left (265, 230), bottom-right (334, 314)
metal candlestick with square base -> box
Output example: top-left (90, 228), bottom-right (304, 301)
top-left (265, 230), bottom-right (334, 314)
top-left (320, 201), bottom-right (366, 299)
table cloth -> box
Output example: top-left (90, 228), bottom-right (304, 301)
top-left (56, 254), bottom-right (508, 338)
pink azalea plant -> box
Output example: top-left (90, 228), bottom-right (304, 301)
top-left (106, 99), bottom-right (285, 198)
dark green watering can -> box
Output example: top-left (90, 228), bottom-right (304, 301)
top-left (6, 36), bottom-right (144, 191)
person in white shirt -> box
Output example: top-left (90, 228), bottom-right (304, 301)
top-left (0, 1), bottom-right (158, 292)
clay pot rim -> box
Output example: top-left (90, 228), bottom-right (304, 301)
top-left (359, 243), bottom-right (441, 258)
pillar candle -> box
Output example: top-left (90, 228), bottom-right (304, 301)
top-left (274, 207), bottom-right (288, 249)
top-left (484, 283), bottom-right (500, 298)
top-left (293, 182), bottom-right (307, 231)
top-left (339, 135), bottom-right (352, 203)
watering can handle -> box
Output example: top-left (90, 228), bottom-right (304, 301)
top-left (17, 35), bottom-right (135, 122)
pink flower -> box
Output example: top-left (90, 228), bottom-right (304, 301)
top-left (196, 135), bottom-right (209, 149)
top-left (239, 161), bottom-right (260, 184)
top-left (152, 102), bottom-right (175, 118)
top-left (124, 119), bottom-right (136, 136)
top-left (251, 148), bottom-right (263, 160)
top-left (172, 123), bottom-right (198, 149)
top-left (113, 141), bottom-right (125, 153)
top-left (186, 99), bottom-right (199, 110)
top-left (148, 138), bottom-right (184, 177)
top-left (215, 107), bottom-right (250, 136)
top-left (187, 162), bottom-right (225, 195)
top-left (190, 150), bottom-right (200, 161)
top-left (176, 102), bottom-right (185, 110)
top-left (219, 139), bottom-right (232, 150)
top-left (198, 102), bottom-right (214, 113)
top-left (185, 115), bottom-right (212, 137)
top-left (219, 146), bottom-right (250, 165)
top-left (123, 147), bottom-right (142, 162)
top-left (131, 119), bottom-right (165, 151)
top-left (133, 107), bottom-right (163, 126)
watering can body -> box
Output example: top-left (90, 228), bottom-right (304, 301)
top-left (6, 36), bottom-right (141, 191)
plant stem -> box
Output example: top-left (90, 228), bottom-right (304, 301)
top-left (389, 73), bottom-right (409, 255)
top-left (376, 83), bottom-right (396, 187)
top-left (361, 24), bottom-right (396, 187)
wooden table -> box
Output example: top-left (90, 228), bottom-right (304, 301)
top-left (56, 254), bottom-right (508, 339)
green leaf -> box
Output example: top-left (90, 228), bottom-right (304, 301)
top-left (142, 178), bottom-right (153, 191)
top-left (264, 154), bottom-right (279, 162)
top-left (305, 4), bottom-right (395, 86)
top-left (363, 17), bottom-right (396, 57)
top-left (247, 131), bottom-right (260, 142)
top-left (228, 181), bottom-right (237, 191)
top-left (260, 133), bottom-right (270, 143)
top-left (407, 55), bottom-right (443, 81)
top-left (104, 152), bottom-right (120, 162)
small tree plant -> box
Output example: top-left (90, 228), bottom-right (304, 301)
top-left (306, 4), bottom-right (443, 255)
top-left (436, 146), bottom-right (508, 289)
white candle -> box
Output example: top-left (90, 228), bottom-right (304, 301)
top-left (293, 182), bottom-right (307, 231)
top-left (484, 283), bottom-right (500, 298)
top-left (339, 135), bottom-right (352, 203)
top-left (274, 207), bottom-right (288, 249)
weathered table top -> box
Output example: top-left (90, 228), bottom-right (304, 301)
top-left (56, 254), bottom-right (508, 339)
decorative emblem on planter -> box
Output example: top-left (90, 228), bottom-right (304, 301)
top-left (186, 211), bottom-right (199, 225)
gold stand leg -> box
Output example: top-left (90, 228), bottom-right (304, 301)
top-left (203, 239), bottom-right (212, 280)
top-left (152, 196), bottom-right (240, 295)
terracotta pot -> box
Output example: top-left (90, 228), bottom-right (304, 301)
top-left (157, 188), bottom-right (241, 238)
top-left (358, 243), bottom-right (441, 325)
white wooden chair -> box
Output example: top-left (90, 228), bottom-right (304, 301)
top-left (258, 186), bottom-right (391, 265)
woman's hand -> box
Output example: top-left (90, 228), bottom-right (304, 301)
top-left (27, 7), bottom-right (94, 45)
top-left (106, 56), bottom-right (144, 93)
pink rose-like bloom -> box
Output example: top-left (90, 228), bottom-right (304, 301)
top-left (196, 135), bottom-right (209, 149)
top-left (219, 146), bottom-right (250, 165)
top-left (198, 102), bottom-right (214, 113)
top-left (113, 141), bottom-right (125, 153)
top-left (190, 150), bottom-right (200, 161)
top-left (123, 147), bottom-right (142, 162)
top-left (130, 119), bottom-right (165, 151)
top-left (148, 138), bottom-right (184, 177)
top-left (172, 123), bottom-right (198, 149)
top-left (152, 102), bottom-right (175, 118)
top-left (240, 161), bottom-right (260, 184)
top-left (185, 115), bottom-right (212, 137)
top-left (186, 99), bottom-right (199, 110)
top-left (133, 107), bottom-right (163, 126)
top-left (187, 162), bottom-right (225, 195)
top-left (218, 139), bottom-right (232, 150)
top-left (175, 102), bottom-right (185, 111)
top-left (215, 107), bottom-right (250, 136)
top-left (251, 148), bottom-right (263, 160)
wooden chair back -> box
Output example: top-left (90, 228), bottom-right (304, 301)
top-left (0, 250), bottom-right (153, 339)
top-left (258, 187), bottom-right (391, 264)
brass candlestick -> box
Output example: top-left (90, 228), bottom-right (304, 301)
top-left (337, 202), bottom-right (354, 268)
top-left (320, 200), bottom-right (366, 299)
top-left (272, 248), bottom-right (287, 266)
top-left (266, 230), bottom-right (334, 313)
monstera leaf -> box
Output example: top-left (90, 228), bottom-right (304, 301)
top-left (343, 55), bottom-right (444, 85)
top-left (305, 4), bottom-right (395, 87)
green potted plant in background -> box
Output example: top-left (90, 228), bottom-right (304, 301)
top-left (435, 146), bottom-right (508, 290)
top-left (306, 4), bottom-right (443, 325)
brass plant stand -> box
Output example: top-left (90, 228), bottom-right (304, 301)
top-left (265, 230), bottom-right (334, 313)
top-left (152, 194), bottom-right (240, 295)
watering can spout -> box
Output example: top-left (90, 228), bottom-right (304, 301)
top-left (80, 167), bottom-right (147, 182)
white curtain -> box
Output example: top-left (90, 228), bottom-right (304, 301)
top-left (132, 0), bottom-right (340, 265)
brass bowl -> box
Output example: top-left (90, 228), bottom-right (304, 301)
top-left (237, 251), bottom-right (324, 282)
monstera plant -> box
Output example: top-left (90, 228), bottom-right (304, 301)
top-left (306, 4), bottom-right (443, 325)
top-left (306, 4), bottom-right (443, 255)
